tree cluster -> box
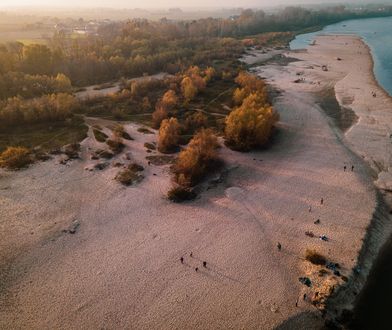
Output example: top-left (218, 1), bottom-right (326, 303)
top-left (0, 93), bottom-right (78, 129)
top-left (225, 72), bottom-right (279, 151)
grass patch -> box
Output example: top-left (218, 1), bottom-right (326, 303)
top-left (0, 116), bottom-right (88, 154)
top-left (93, 129), bottom-right (108, 142)
top-left (305, 249), bottom-right (327, 266)
top-left (146, 155), bottom-right (175, 166)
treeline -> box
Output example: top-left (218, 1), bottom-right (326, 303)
top-left (0, 72), bottom-right (72, 100)
top-left (1, 6), bottom-right (391, 87)
top-left (0, 93), bottom-right (78, 129)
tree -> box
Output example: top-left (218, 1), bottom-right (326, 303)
top-left (173, 128), bottom-right (220, 186)
top-left (158, 117), bottom-right (181, 153)
top-left (161, 89), bottom-right (178, 110)
top-left (152, 102), bottom-right (169, 129)
top-left (204, 67), bottom-right (216, 83)
top-left (22, 44), bottom-right (52, 75)
top-left (225, 92), bottom-right (279, 151)
top-left (233, 87), bottom-right (248, 105)
top-left (181, 76), bottom-right (197, 103)
top-left (141, 96), bottom-right (151, 111)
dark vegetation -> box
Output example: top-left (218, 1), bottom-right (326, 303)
top-left (305, 249), bottom-right (327, 266)
top-left (115, 163), bottom-right (144, 186)
top-left (167, 186), bottom-right (197, 203)
top-left (93, 129), bottom-right (108, 142)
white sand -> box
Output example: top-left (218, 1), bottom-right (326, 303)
top-left (0, 36), bottom-right (389, 329)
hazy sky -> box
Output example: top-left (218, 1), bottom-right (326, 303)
top-left (0, 0), bottom-right (364, 9)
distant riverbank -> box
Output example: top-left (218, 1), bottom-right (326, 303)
top-left (290, 16), bottom-right (392, 97)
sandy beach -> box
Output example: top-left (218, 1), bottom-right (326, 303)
top-left (0, 35), bottom-right (391, 329)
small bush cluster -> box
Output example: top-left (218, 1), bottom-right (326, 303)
top-left (106, 139), bottom-right (125, 154)
top-left (158, 117), bottom-right (181, 153)
top-left (115, 163), bottom-right (144, 186)
top-left (113, 125), bottom-right (133, 140)
top-left (0, 146), bottom-right (32, 170)
top-left (172, 128), bottom-right (220, 187)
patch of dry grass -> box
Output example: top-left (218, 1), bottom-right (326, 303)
top-left (0, 146), bottom-right (32, 170)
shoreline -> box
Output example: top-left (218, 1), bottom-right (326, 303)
top-left (256, 34), bottom-right (392, 326)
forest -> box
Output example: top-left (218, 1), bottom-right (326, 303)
top-left (1, 6), bottom-right (391, 87)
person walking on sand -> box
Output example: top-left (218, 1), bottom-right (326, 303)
top-left (195, 267), bottom-right (199, 272)
top-left (277, 242), bottom-right (282, 251)
top-left (321, 198), bottom-right (324, 205)
top-left (203, 261), bottom-right (207, 268)
top-left (352, 165), bottom-right (354, 172)
top-left (180, 257), bottom-right (184, 264)
top-left (308, 206), bottom-right (312, 213)
top-left (344, 165), bottom-right (347, 172)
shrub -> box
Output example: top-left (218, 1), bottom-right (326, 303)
top-left (128, 163), bottom-right (144, 172)
top-left (115, 163), bottom-right (144, 186)
top-left (167, 186), bottom-right (197, 203)
top-left (184, 112), bottom-right (208, 134)
top-left (0, 146), bottom-right (32, 170)
top-left (204, 67), bottom-right (216, 83)
top-left (173, 128), bottom-right (220, 187)
top-left (115, 168), bottom-right (143, 186)
top-left (93, 129), bottom-right (108, 142)
top-left (181, 76), bottom-right (198, 103)
top-left (106, 139), bottom-right (125, 154)
top-left (113, 125), bottom-right (133, 140)
top-left (158, 117), bottom-right (181, 153)
top-left (146, 155), bottom-right (174, 165)
top-left (152, 103), bottom-right (169, 129)
top-left (144, 142), bottom-right (156, 150)
top-left (161, 90), bottom-right (178, 110)
top-left (225, 92), bottom-right (279, 151)
top-left (233, 87), bottom-right (248, 105)
top-left (305, 249), bottom-right (327, 266)
top-left (63, 143), bottom-right (81, 159)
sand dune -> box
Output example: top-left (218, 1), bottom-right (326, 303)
top-left (0, 36), bottom-right (390, 329)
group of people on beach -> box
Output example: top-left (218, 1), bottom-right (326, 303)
top-left (344, 165), bottom-right (355, 172)
top-left (180, 252), bottom-right (207, 272)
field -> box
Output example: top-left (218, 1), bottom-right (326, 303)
top-left (0, 116), bottom-right (88, 153)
